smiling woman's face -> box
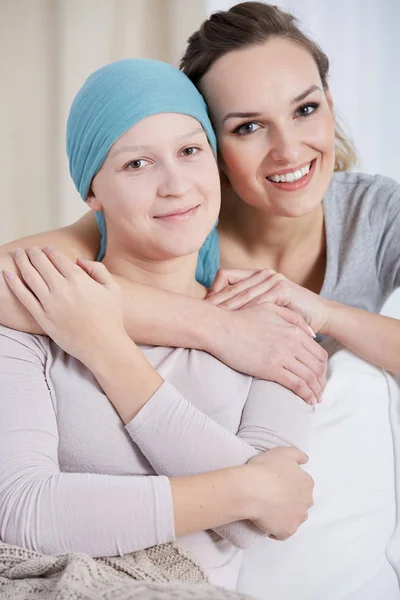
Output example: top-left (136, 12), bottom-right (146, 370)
top-left (88, 113), bottom-right (220, 262)
top-left (201, 37), bottom-right (336, 218)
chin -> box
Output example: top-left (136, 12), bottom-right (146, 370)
top-left (158, 238), bottom-right (207, 260)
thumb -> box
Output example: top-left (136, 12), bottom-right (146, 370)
top-left (76, 257), bottom-right (112, 286)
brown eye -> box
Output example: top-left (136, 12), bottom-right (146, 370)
top-left (181, 147), bottom-right (199, 156)
top-left (127, 159), bottom-right (149, 169)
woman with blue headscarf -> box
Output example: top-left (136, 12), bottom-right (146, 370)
top-left (0, 59), bottom-right (312, 590)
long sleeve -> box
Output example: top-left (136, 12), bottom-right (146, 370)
top-left (0, 327), bottom-right (174, 557)
top-left (126, 375), bottom-right (312, 548)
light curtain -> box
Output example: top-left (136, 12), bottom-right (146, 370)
top-left (0, 0), bottom-right (206, 244)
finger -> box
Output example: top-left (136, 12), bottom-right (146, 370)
top-left (239, 298), bottom-right (316, 338)
top-left (41, 246), bottom-right (84, 280)
top-left (3, 269), bottom-right (45, 321)
top-left (13, 248), bottom-right (51, 301)
top-left (272, 305), bottom-right (316, 338)
top-left (278, 368), bottom-right (317, 405)
top-left (295, 344), bottom-right (327, 398)
top-left (218, 277), bottom-right (286, 310)
top-left (76, 257), bottom-right (113, 287)
top-left (208, 269), bottom-right (259, 296)
top-left (207, 269), bottom-right (277, 304)
top-left (285, 357), bottom-right (321, 404)
top-left (301, 333), bottom-right (328, 365)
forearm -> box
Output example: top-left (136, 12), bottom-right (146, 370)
top-left (118, 276), bottom-right (223, 350)
top-left (0, 468), bottom-right (174, 557)
top-left (322, 300), bottom-right (400, 374)
top-left (88, 335), bottom-right (164, 424)
top-left (1, 461), bottom-right (249, 556)
top-left (127, 377), bottom-right (311, 548)
top-left (88, 339), bottom-right (264, 547)
top-left (171, 466), bottom-right (249, 538)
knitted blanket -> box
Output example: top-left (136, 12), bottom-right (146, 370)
top-left (0, 540), bottom-right (253, 600)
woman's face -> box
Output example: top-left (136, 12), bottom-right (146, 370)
top-left (88, 113), bottom-right (220, 261)
top-left (201, 38), bottom-right (336, 218)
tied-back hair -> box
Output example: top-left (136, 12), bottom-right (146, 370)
top-left (180, 1), bottom-right (356, 172)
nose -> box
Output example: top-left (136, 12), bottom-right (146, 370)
top-left (157, 162), bottom-right (191, 198)
top-left (268, 123), bottom-right (301, 164)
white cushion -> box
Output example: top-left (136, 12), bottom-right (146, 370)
top-left (236, 346), bottom-right (400, 600)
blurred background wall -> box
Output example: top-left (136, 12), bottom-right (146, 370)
top-left (1, 0), bottom-right (399, 311)
top-left (0, 0), bottom-right (207, 242)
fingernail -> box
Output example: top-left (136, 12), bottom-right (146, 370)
top-left (307, 325), bottom-right (316, 338)
top-left (14, 248), bottom-right (23, 257)
top-left (4, 269), bottom-right (15, 280)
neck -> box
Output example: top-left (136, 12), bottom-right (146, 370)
top-left (219, 186), bottom-right (324, 268)
top-left (102, 241), bottom-right (206, 299)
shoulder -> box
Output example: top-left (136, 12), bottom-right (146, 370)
top-left (328, 171), bottom-right (400, 204)
top-left (0, 324), bottom-right (49, 364)
top-left (326, 171), bottom-right (400, 223)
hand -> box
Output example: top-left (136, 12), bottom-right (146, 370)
top-left (244, 446), bottom-right (314, 540)
top-left (207, 268), bottom-right (330, 334)
top-left (208, 302), bottom-right (327, 405)
top-left (3, 246), bottom-right (128, 368)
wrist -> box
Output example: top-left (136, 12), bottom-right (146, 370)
top-left (229, 465), bottom-right (260, 522)
top-left (201, 304), bottom-right (231, 356)
top-left (86, 335), bottom-right (164, 424)
top-left (318, 298), bottom-right (340, 337)
top-left (83, 331), bottom-right (136, 374)
top-left (189, 300), bottom-right (227, 354)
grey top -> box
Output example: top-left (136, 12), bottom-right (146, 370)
top-left (0, 325), bottom-right (311, 590)
top-left (320, 172), bottom-right (400, 310)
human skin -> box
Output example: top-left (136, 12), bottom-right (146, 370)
top-left (3, 113), bottom-right (313, 540)
top-left (200, 38), bottom-right (400, 375)
top-left (0, 78), bottom-right (328, 403)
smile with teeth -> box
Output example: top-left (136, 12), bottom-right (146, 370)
top-left (267, 162), bottom-right (312, 183)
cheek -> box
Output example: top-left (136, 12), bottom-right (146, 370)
top-left (219, 140), bottom-right (259, 185)
top-left (311, 113), bottom-right (336, 155)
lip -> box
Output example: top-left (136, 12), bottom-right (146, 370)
top-left (266, 159), bottom-right (315, 178)
top-left (154, 204), bottom-right (200, 222)
top-left (265, 159), bottom-right (317, 192)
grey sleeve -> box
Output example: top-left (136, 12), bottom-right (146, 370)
top-left (126, 378), bottom-right (312, 549)
top-left (373, 177), bottom-right (400, 297)
top-left (0, 329), bottom-right (174, 557)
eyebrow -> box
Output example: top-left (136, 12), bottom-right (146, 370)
top-left (110, 127), bottom-right (205, 157)
top-left (291, 84), bottom-right (322, 104)
top-left (222, 85), bottom-right (322, 124)
top-left (222, 111), bottom-right (262, 124)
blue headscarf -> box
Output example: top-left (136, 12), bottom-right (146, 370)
top-left (66, 58), bottom-right (220, 287)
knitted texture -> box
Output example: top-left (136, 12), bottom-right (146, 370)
top-left (0, 541), bottom-right (253, 600)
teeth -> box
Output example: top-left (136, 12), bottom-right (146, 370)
top-left (268, 162), bottom-right (311, 183)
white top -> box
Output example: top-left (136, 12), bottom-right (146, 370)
top-left (0, 325), bottom-right (311, 590)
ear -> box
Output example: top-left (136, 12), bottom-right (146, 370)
top-left (86, 187), bottom-right (102, 212)
top-left (325, 88), bottom-right (334, 112)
